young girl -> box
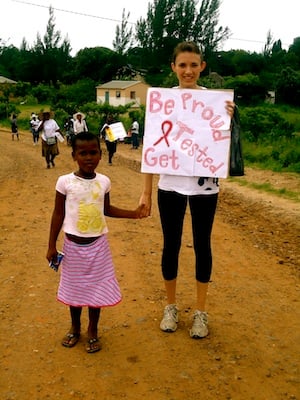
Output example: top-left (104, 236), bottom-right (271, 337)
top-left (139, 42), bottom-right (235, 339)
top-left (47, 132), bottom-right (145, 353)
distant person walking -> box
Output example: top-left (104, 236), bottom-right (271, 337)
top-left (11, 114), bottom-right (19, 141)
top-left (73, 112), bottom-right (88, 134)
top-left (100, 114), bottom-right (118, 165)
top-left (38, 111), bottom-right (62, 169)
top-left (64, 116), bottom-right (74, 146)
top-left (30, 114), bottom-right (40, 145)
top-left (131, 118), bottom-right (139, 149)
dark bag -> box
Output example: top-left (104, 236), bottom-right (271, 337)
top-left (229, 107), bottom-right (244, 176)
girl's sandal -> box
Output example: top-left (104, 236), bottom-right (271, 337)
top-left (61, 332), bottom-right (80, 348)
top-left (86, 338), bottom-right (101, 353)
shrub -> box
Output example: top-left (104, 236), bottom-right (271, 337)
top-left (239, 106), bottom-right (294, 142)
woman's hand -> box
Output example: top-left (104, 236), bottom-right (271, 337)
top-left (225, 100), bottom-right (235, 118)
top-left (139, 193), bottom-right (152, 218)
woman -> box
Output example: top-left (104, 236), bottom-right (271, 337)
top-left (73, 112), bottom-right (88, 134)
top-left (139, 42), bottom-right (235, 339)
top-left (38, 111), bottom-right (62, 169)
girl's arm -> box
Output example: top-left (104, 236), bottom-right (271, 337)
top-left (46, 191), bottom-right (66, 262)
top-left (104, 192), bottom-right (146, 219)
top-left (139, 173), bottom-right (153, 217)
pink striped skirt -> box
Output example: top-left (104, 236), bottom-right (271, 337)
top-left (57, 235), bottom-right (121, 307)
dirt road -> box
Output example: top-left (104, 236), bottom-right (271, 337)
top-left (0, 129), bottom-right (299, 400)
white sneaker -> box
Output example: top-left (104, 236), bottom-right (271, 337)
top-left (190, 310), bottom-right (208, 339)
top-left (160, 304), bottom-right (178, 332)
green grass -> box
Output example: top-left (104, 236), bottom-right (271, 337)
top-left (17, 103), bottom-right (51, 119)
top-left (228, 177), bottom-right (300, 202)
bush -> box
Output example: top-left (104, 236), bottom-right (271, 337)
top-left (0, 101), bottom-right (19, 120)
top-left (240, 106), bottom-right (300, 172)
top-left (239, 106), bottom-right (294, 142)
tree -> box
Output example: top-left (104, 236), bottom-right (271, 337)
top-left (263, 30), bottom-right (274, 57)
top-left (288, 37), bottom-right (300, 69)
top-left (192, 0), bottom-right (230, 57)
top-left (113, 9), bottom-right (134, 55)
top-left (73, 47), bottom-right (123, 83)
top-left (224, 73), bottom-right (268, 106)
top-left (31, 6), bottom-right (72, 84)
top-left (135, 0), bottom-right (229, 67)
top-left (276, 67), bottom-right (300, 106)
top-left (0, 46), bottom-right (21, 78)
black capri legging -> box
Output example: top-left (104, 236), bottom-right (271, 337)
top-left (157, 189), bottom-right (218, 283)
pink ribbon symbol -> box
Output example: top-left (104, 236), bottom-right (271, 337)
top-left (153, 120), bottom-right (173, 147)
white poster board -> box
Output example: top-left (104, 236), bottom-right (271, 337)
top-left (141, 88), bottom-right (234, 178)
top-left (102, 122), bottom-right (127, 141)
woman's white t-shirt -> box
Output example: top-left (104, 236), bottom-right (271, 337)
top-left (158, 175), bottom-right (219, 195)
top-left (74, 119), bottom-right (88, 134)
top-left (39, 119), bottom-right (60, 141)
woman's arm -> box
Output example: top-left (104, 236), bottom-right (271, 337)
top-left (139, 173), bottom-right (153, 217)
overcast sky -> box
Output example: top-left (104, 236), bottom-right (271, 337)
top-left (2, 0), bottom-right (299, 56)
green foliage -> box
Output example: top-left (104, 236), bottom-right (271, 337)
top-left (239, 105), bottom-right (300, 172)
top-left (113, 9), bottom-right (134, 55)
top-left (73, 47), bottom-right (123, 83)
top-left (52, 79), bottom-right (96, 113)
top-left (275, 67), bottom-right (300, 106)
top-left (0, 101), bottom-right (19, 119)
top-left (242, 138), bottom-right (300, 172)
top-left (135, 0), bottom-right (229, 68)
top-left (224, 74), bottom-right (267, 105)
top-left (31, 84), bottom-right (54, 103)
top-left (239, 106), bottom-right (294, 141)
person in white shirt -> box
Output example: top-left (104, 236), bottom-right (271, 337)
top-left (38, 111), bottom-right (62, 169)
top-left (46, 132), bottom-right (146, 353)
top-left (73, 112), bottom-right (88, 134)
top-left (139, 41), bottom-right (236, 339)
top-left (30, 115), bottom-right (40, 145)
top-left (131, 119), bottom-right (139, 149)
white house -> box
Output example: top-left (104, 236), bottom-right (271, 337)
top-left (96, 80), bottom-right (150, 108)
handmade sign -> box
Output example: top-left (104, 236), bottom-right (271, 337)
top-left (141, 88), bottom-right (234, 178)
top-left (102, 122), bottom-right (127, 142)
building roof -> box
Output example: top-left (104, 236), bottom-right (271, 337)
top-left (0, 76), bottom-right (17, 84)
top-left (96, 80), bottom-right (144, 89)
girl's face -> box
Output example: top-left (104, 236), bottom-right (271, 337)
top-left (72, 139), bottom-right (101, 178)
top-left (171, 51), bottom-right (206, 89)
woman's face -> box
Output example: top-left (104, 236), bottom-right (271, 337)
top-left (171, 51), bottom-right (206, 89)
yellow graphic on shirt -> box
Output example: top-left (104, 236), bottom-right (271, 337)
top-left (77, 201), bottom-right (106, 233)
top-left (106, 127), bottom-right (115, 142)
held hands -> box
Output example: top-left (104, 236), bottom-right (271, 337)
top-left (138, 193), bottom-right (152, 218)
top-left (134, 203), bottom-right (149, 219)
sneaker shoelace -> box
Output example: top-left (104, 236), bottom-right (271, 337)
top-left (164, 306), bottom-right (177, 320)
top-left (194, 311), bottom-right (207, 326)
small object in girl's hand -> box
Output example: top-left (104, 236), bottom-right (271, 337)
top-left (49, 251), bottom-right (64, 272)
